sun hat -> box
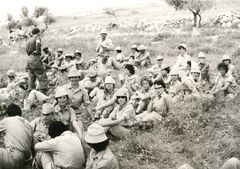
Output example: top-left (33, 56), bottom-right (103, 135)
top-left (42, 103), bottom-right (54, 115)
top-left (54, 87), bottom-right (68, 98)
top-left (104, 76), bottom-right (116, 84)
top-left (85, 123), bottom-right (108, 144)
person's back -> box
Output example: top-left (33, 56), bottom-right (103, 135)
top-left (26, 36), bottom-right (38, 56)
top-left (51, 131), bottom-right (85, 168)
top-left (0, 116), bottom-right (33, 159)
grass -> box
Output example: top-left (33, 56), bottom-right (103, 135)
top-left (1, 2), bottom-right (240, 168)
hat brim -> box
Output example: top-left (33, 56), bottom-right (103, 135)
top-left (85, 134), bottom-right (108, 144)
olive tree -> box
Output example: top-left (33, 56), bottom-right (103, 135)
top-left (165, 0), bottom-right (215, 27)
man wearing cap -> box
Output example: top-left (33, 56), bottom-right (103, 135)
top-left (42, 47), bottom-right (56, 66)
top-left (97, 89), bottom-right (136, 139)
top-left (198, 52), bottom-right (211, 83)
top-left (47, 63), bottom-right (59, 91)
top-left (55, 48), bottom-right (64, 67)
top-left (0, 103), bottom-right (33, 169)
top-left (147, 55), bottom-right (164, 73)
top-left (173, 44), bottom-right (191, 78)
top-left (115, 46), bottom-right (125, 63)
top-left (26, 28), bottom-right (49, 94)
top-left (85, 123), bottom-right (119, 169)
top-left (169, 69), bottom-right (184, 103)
top-left (73, 50), bottom-right (85, 70)
top-left (31, 103), bottom-right (55, 145)
top-left (127, 44), bottom-right (139, 62)
top-left (61, 53), bottom-right (74, 70)
top-left (222, 54), bottom-right (236, 77)
top-left (34, 121), bottom-right (85, 169)
top-left (62, 68), bottom-right (94, 120)
top-left (96, 29), bottom-right (114, 74)
top-left (135, 45), bottom-right (151, 68)
top-left (82, 70), bottom-right (103, 95)
top-left (95, 76), bottom-right (118, 119)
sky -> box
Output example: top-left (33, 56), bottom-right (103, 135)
top-left (0, 0), bottom-right (159, 21)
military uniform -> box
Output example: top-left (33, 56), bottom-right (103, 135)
top-left (26, 34), bottom-right (48, 94)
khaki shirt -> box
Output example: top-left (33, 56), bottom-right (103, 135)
top-left (54, 105), bottom-right (77, 127)
top-left (169, 80), bottom-right (183, 97)
top-left (109, 103), bottom-right (136, 127)
top-left (214, 73), bottom-right (238, 94)
top-left (96, 38), bottom-right (114, 57)
top-left (63, 83), bottom-right (90, 108)
top-left (86, 148), bottom-right (119, 169)
top-left (35, 131), bottom-right (85, 169)
top-left (30, 117), bottom-right (50, 142)
top-left (150, 93), bottom-right (172, 113)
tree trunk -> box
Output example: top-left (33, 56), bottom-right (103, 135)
top-left (197, 13), bottom-right (202, 28)
top-left (193, 12), bottom-right (198, 27)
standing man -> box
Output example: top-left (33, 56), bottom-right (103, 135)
top-left (26, 28), bottom-right (48, 94)
top-left (96, 29), bottom-right (114, 75)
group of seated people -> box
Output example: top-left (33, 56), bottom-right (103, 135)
top-left (0, 40), bottom-right (239, 169)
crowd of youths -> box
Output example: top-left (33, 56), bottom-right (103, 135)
top-left (0, 27), bottom-right (239, 169)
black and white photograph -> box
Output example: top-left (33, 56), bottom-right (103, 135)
top-left (0, 0), bottom-right (239, 169)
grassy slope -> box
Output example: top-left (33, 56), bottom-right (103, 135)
top-left (1, 1), bottom-right (240, 169)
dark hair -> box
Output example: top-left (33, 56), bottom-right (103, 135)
top-left (48, 121), bottom-right (68, 138)
top-left (141, 76), bottom-right (153, 87)
top-left (154, 80), bottom-right (166, 89)
top-left (217, 62), bottom-right (228, 72)
top-left (162, 67), bottom-right (171, 74)
top-left (187, 61), bottom-right (191, 67)
top-left (87, 139), bottom-right (109, 152)
top-left (43, 47), bottom-right (49, 53)
top-left (124, 64), bottom-right (135, 75)
top-left (178, 46), bottom-right (187, 51)
top-left (32, 28), bottom-right (40, 35)
top-left (5, 103), bottom-right (22, 117)
top-left (55, 95), bottom-right (69, 104)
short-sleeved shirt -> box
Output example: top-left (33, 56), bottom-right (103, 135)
top-left (86, 148), bottom-right (119, 169)
top-left (169, 80), bottom-right (183, 97)
top-left (182, 76), bottom-right (201, 94)
top-left (174, 54), bottom-right (191, 71)
top-left (109, 103), bottom-right (136, 127)
top-left (63, 83), bottom-right (90, 108)
top-left (214, 73), bottom-right (238, 94)
top-left (35, 131), bottom-right (85, 168)
top-left (96, 38), bottom-right (114, 57)
top-left (0, 116), bottom-right (33, 159)
top-left (54, 104), bottom-right (77, 126)
top-left (136, 87), bottom-right (155, 101)
top-left (30, 117), bottom-right (50, 142)
top-left (151, 93), bottom-right (172, 113)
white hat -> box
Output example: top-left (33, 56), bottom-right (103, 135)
top-left (198, 52), bottom-right (206, 58)
top-left (131, 44), bottom-right (137, 49)
top-left (156, 55), bottom-right (164, 60)
top-left (51, 63), bottom-right (58, 69)
top-left (222, 54), bottom-right (231, 60)
top-left (42, 103), bottom-right (54, 115)
top-left (100, 29), bottom-right (107, 35)
top-left (116, 88), bottom-right (129, 97)
top-left (74, 50), bottom-right (81, 55)
top-left (54, 87), bottom-right (68, 98)
top-left (115, 46), bottom-right (122, 51)
top-left (65, 53), bottom-right (72, 58)
top-left (137, 45), bottom-right (147, 51)
top-left (87, 70), bottom-right (98, 78)
top-left (178, 43), bottom-right (187, 50)
top-left (161, 64), bottom-right (170, 70)
top-left (57, 48), bottom-right (63, 52)
top-left (104, 76), bottom-right (116, 84)
top-left (7, 69), bottom-right (16, 77)
top-left (68, 68), bottom-right (81, 78)
top-left (191, 66), bottom-right (201, 74)
top-left (85, 123), bottom-right (108, 144)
